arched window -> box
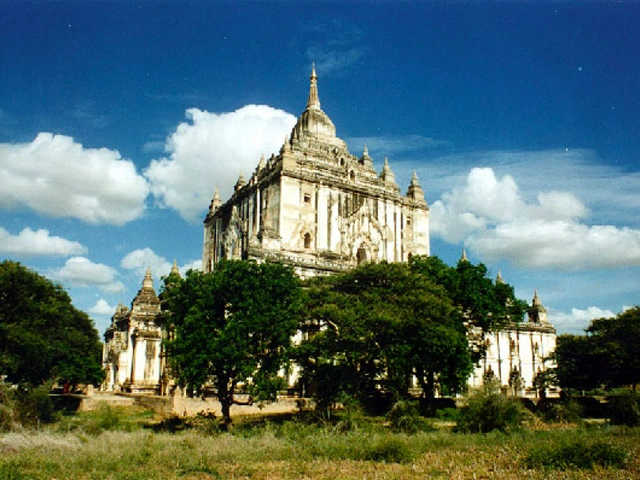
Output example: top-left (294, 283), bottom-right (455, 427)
top-left (304, 232), bottom-right (312, 249)
top-left (357, 245), bottom-right (369, 265)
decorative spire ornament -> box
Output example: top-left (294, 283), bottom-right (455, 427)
top-left (307, 62), bottom-right (320, 110)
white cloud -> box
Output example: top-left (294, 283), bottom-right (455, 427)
top-left (145, 105), bottom-right (296, 222)
top-left (121, 247), bottom-right (172, 279)
top-left (0, 133), bottom-right (149, 225)
top-left (549, 306), bottom-right (616, 334)
top-left (431, 167), bottom-right (640, 270)
top-left (181, 259), bottom-right (202, 273)
top-left (430, 168), bottom-right (526, 243)
top-left (87, 298), bottom-right (116, 317)
top-left (121, 247), bottom-right (200, 279)
top-left (0, 227), bottom-right (87, 257)
top-left (414, 148), bottom-right (640, 227)
top-left (51, 256), bottom-right (124, 293)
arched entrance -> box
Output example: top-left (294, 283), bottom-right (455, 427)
top-left (356, 244), bottom-right (370, 265)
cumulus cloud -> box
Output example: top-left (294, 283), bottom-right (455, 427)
top-left (0, 227), bottom-right (87, 257)
top-left (145, 105), bottom-right (296, 222)
top-left (416, 148), bottom-right (640, 227)
top-left (182, 259), bottom-right (202, 273)
top-left (549, 306), bottom-right (617, 334)
top-left (87, 298), bottom-right (116, 317)
top-left (0, 133), bottom-right (149, 225)
top-left (121, 247), bottom-right (200, 279)
top-left (51, 256), bottom-right (124, 293)
top-left (121, 247), bottom-right (173, 278)
top-left (431, 167), bottom-right (640, 270)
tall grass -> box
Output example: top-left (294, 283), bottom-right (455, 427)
top-left (1, 410), bottom-right (639, 479)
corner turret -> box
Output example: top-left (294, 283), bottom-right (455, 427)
top-left (209, 187), bottom-right (222, 213)
top-left (528, 290), bottom-right (548, 324)
top-left (359, 144), bottom-right (374, 170)
top-left (379, 157), bottom-right (399, 192)
top-left (406, 171), bottom-right (427, 205)
top-left (234, 173), bottom-right (246, 192)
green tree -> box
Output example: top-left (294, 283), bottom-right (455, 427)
top-left (552, 334), bottom-right (601, 394)
top-left (162, 260), bottom-right (301, 429)
top-left (296, 262), bottom-right (472, 412)
top-left (409, 255), bottom-right (527, 332)
top-left (553, 308), bottom-right (640, 394)
top-left (0, 260), bottom-right (103, 388)
top-left (587, 307), bottom-right (640, 390)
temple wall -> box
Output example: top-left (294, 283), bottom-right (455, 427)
top-left (468, 326), bottom-right (557, 396)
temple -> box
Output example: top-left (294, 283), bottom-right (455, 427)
top-left (102, 265), bottom-right (176, 395)
top-left (468, 287), bottom-right (557, 396)
top-left (102, 66), bottom-right (556, 398)
top-left (202, 64), bottom-right (430, 278)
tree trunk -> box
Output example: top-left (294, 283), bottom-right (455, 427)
top-left (218, 379), bottom-right (234, 431)
top-left (220, 397), bottom-right (233, 431)
top-left (426, 371), bottom-right (435, 400)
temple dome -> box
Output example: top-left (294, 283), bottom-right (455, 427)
top-left (290, 64), bottom-right (344, 148)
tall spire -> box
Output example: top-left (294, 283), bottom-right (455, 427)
top-left (532, 289), bottom-right (542, 306)
top-left (460, 248), bottom-right (469, 262)
top-left (171, 259), bottom-right (180, 276)
top-left (306, 63), bottom-right (320, 110)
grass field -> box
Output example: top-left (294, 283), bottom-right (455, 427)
top-left (0, 405), bottom-right (638, 479)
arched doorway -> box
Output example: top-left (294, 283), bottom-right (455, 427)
top-left (356, 244), bottom-right (370, 265)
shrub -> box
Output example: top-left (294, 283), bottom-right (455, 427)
top-left (524, 439), bottom-right (628, 469)
top-left (152, 414), bottom-right (188, 433)
top-left (435, 407), bottom-right (459, 422)
top-left (81, 403), bottom-right (121, 435)
top-left (0, 384), bottom-right (20, 432)
top-left (608, 390), bottom-right (639, 427)
top-left (386, 400), bottom-right (433, 433)
top-left (455, 387), bottom-right (525, 433)
top-left (189, 411), bottom-right (220, 435)
top-left (539, 399), bottom-right (583, 424)
top-left (12, 383), bottom-right (58, 427)
top-left (362, 436), bottom-right (415, 463)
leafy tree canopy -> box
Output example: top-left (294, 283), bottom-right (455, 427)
top-left (409, 255), bottom-right (528, 331)
top-left (552, 334), bottom-right (601, 394)
top-left (161, 260), bottom-right (301, 428)
top-left (587, 307), bottom-right (640, 390)
top-left (296, 261), bottom-right (472, 412)
top-left (0, 260), bottom-right (103, 388)
top-left (553, 307), bottom-right (640, 393)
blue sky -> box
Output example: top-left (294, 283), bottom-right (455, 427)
top-left (1, 1), bottom-right (639, 335)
